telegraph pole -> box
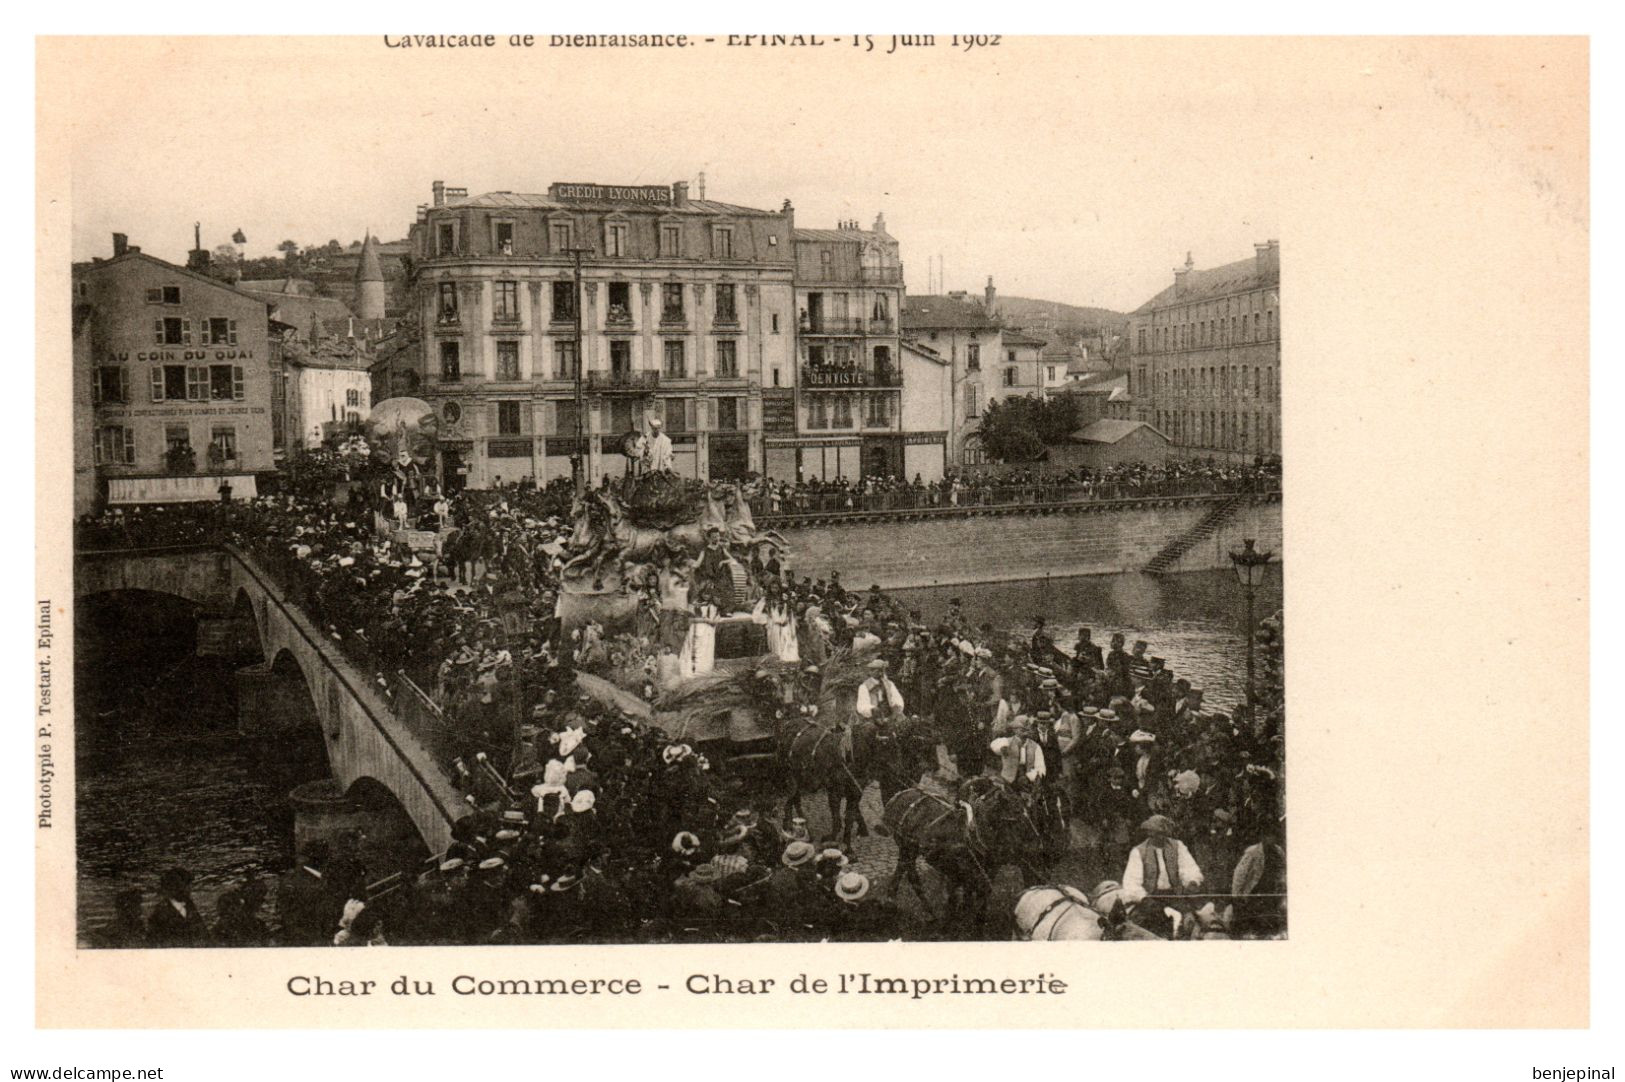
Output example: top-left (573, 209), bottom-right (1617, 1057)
top-left (565, 245), bottom-right (595, 497)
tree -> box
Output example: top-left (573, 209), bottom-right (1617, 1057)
top-left (976, 394), bottom-right (1078, 462)
top-left (278, 239), bottom-right (300, 265)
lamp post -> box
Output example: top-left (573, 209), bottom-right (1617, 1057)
top-left (1228, 537), bottom-right (1274, 709)
top-left (564, 245), bottom-right (595, 498)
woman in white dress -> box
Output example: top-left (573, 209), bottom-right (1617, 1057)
top-left (682, 599), bottom-right (719, 679)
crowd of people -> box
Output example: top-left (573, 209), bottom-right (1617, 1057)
top-left (77, 456), bottom-right (1285, 946)
top-left (747, 457), bottom-right (1280, 517)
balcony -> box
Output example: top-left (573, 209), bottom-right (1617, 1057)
top-left (800, 364), bottom-right (902, 389)
top-left (604, 304), bottom-right (634, 328)
top-left (585, 370), bottom-right (661, 393)
top-left (799, 315), bottom-right (896, 336)
top-left (797, 263), bottom-right (906, 286)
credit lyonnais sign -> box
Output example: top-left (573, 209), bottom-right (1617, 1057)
top-left (551, 183), bottom-right (673, 205)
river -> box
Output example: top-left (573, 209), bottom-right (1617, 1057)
top-left (892, 568), bottom-right (1282, 709)
top-left (74, 593), bottom-right (328, 943)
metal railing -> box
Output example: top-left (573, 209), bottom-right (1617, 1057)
top-left (585, 369), bottom-right (661, 391)
top-left (751, 482), bottom-right (1280, 521)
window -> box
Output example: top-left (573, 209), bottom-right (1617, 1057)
top-left (660, 224), bottom-right (682, 257)
top-left (1007, 350), bottom-right (1016, 363)
top-left (716, 397), bottom-right (739, 431)
top-left (551, 280), bottom-right (577, 322)
top-left (715, 339), bottom-right (738, 378)
top-left (808, 344), bottom-right (827, 367)
top-left (346, 388), bottom-right (360, 408)
top-left (96, 425), bottom-right (135, 466)
top-left (609, 399), bottom-right (636, 434)
top-left (497, 401), bottom-right (522, 435)
top-left (439, 341), bottom-right (461, 381)
top-left (550, 221), bottom-right (573, 251)
top-left (154, 317), bottom-right (190, 346)
top-left (664, 396), bottom-right (690, 433)
top-left (605, 221), bottom-right (629, 257)
top-left (496, 341), bottom-right (520, 381)
top-left (715, 283), bottom-right (738, 323)
top-left (663, 340), bottom-right (686, 378)
top-left (204, 318), bottom-right (238, 346)
top-left (1004, 367), bottom-right (1018, 387)
top-left (661, 283), bottom-right (685, 323)
top-left (494, 221), bottom-right (515, 254)
top-left (606, 281), bottom-right (631, 324)
top-left (555, 340), bottom-right (580, 380)
top-left (209, 427), bottom-right (237, 462)
top-left (1046, 365), bottom-right (1057, 382)
top-left (967, 344), bottom-right (980, 371)
top-left (93, 366), bottom-right (128, 404)
top-left (771, 313), bottom-right (780, 334)
top-left (966, 383), bottom-right (981, 419)
top-left (187, 366), bottom-right (210, 401)
top-left (165, 424), bottom-right (191, 454)
top-left (712, 227), bottom-right (734, 258)
top-left (493, 281), bottom-right (519, 323)
top-left (609, 340), bottom-right (630, 378)
top-left (208, 364), bottom-right (245, 401)
top-left (436, 222), bottom-right (456, 255)
top-left (438, 282), bottom-right (459, 323)
top-left (873, 345), bottom-right (892, 379)
top-left (832, 396), bottom-right (853, 428)
top-left (808, 396), bottom-right (828, 429)
top-left (554, 400), bottom-right (579, 438)
top-left (865, 393), bottom-right (891, 427)
top-left (145, 286), bottom-right (183, 305)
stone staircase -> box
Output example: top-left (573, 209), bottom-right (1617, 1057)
top-left (1142, 495), bottom-right (1245, 575)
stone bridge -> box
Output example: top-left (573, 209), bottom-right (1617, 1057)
top-left (75, 545), bottom-right (465, 852)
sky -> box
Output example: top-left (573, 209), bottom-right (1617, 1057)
top-left (63, 37), bottom-right (1283, 313)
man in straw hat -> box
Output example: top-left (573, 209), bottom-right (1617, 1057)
top-left (1121, 813), bottom-right (1204, 904)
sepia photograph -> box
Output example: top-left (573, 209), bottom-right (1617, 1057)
top-left (69, 123), bottom-right (1284, 950)
top-left (33, 32), bottom-right (1588, 1032)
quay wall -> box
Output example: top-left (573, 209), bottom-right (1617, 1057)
top-left (772, 495), bottom-right (1282, 590)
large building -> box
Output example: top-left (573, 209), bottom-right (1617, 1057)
top-left (1126, 242), bottom-right (1281, 460)
top-left (900, 282), bottom-right (1004, 467)
top-left (780, 215), bottom-right (906, 480)
top-left (72, 235), bottom-right (275, 514)
top-left (405, 180), bottom-right (796, 490)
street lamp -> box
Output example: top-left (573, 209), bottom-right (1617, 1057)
top-left (1228, 537), bottom-right (1274, 709)
top-left (564, 245), bottom-right (596, 497)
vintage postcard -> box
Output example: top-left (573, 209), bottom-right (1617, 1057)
top-left (33, 35), bottom-right (1587, 1028)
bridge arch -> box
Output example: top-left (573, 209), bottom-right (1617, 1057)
top-left (78, 545), bottom-right (464, 854)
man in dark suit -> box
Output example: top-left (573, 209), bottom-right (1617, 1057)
top-left (145, 867), bottom-right (208, 947)
top-left (277, 841), bottom-right (336, 947)
top-left (1072, 627), bottom-right (1104, 673)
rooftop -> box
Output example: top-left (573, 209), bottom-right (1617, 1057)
top-left (1070, 418), bottom-right (1167, 444)
top-left (446, 190), bottom-right (781, 218)
top-left (902, 293), bottom-right (1000, 331)
top-left (1135, 248), bottom-right (1277, 312)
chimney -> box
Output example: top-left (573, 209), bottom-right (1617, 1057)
top-left (1174, 251), bottom-right (1194, 297)
top-left (432, 180), bottom-right (446, 207)
top-left (672, 181), bottom-right (690, 207)
top-left (697, 171), bottom-right (706, 200)
top-left (873, 211), bottom-right (887, 234)
top-left (112, 233), bottom-right (128, 258)
top-left (984, 275), bottom-right (997, 315)
top-left (1255, 239), bottom-right (1280, 282)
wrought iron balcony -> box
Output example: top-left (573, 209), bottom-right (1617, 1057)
top-left (585, 370), bottom-right (661, 392)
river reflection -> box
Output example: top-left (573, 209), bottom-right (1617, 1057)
top-left (891, 568), bottom-right (1283, 708)
top-left (75, 593), bottom-right (327, 943)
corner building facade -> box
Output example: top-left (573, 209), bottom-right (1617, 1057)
top-left (1127, 242), bottom-right (1281, 461)
top-left (778, 217), bottom-right (906, 481)
top-left (406, 181), bottom-right (795, 491)
top-left (72, 239), bottom-right (275, 514)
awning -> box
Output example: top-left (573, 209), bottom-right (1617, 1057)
top-left (107, 474), bottom-right (259, 505)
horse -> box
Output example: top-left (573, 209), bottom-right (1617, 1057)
top-left (775, 705), bottom-right (870, 845)
top-left (881, 777), bottom-right (1052, 929)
